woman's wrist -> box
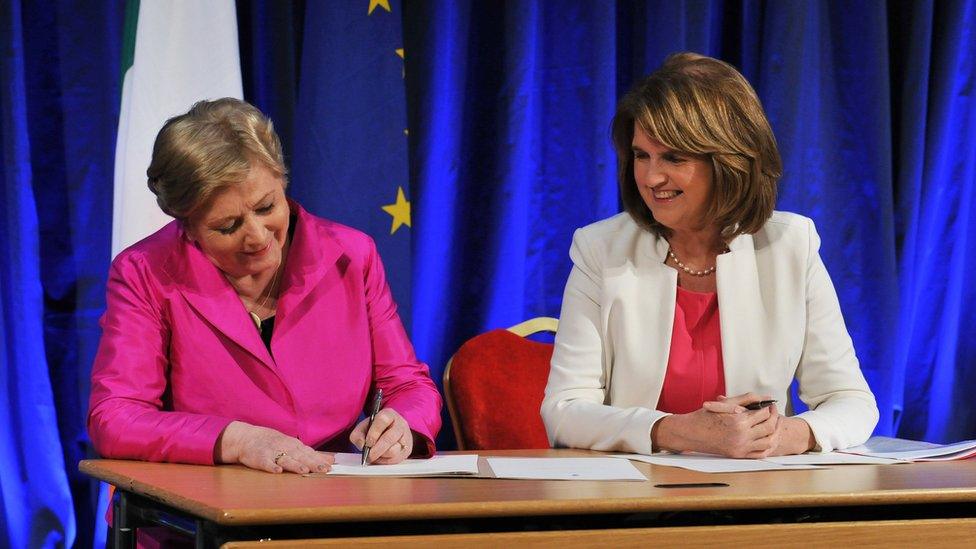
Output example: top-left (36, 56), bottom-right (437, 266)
top-left (651, 414), bottom-right (683, 453)
top-left (215, 420), bottom-right (248, 464)
top-left (780, 417), bottom-right (815, 454)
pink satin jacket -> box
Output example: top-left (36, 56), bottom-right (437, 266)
top-left (88, 202), bottom-right (441, 464)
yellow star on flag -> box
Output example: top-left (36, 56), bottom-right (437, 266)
top-left (395, 48), bottom-right (405, 78)
top-left (368, 0), bottom-right (391, 15)
top-left (381, 186), bottom-right (411, 234)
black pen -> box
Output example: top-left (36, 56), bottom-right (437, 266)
top-left (744, 399), bottom-right (777, 410)
top-left (361, 389), bottom-right (383, 466)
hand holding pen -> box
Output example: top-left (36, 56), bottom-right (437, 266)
top-left (702, 393), bottom-right (777, 414)
top-left (350, 389), bottom-right (414, 466)
top-left (700, 393), bottom-right (815, 456)
top-left (654, 392), bottom-right (783, 458)
top-left (361, 389), bottom-right (383, 466)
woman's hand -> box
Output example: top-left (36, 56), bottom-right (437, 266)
top-left (761, 415), bottom-right (817, 456)
top-left (350, 409), bottom-right (413, 465)
top-left (216, 421), bottom-right (334, 474)
top-left (654, 393), bottom-right (781, 458)
top-left (706, 393), bottom-right (816, 456)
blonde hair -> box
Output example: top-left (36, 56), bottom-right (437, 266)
top-left (612, 52), bottom-right (781, 240)
top-left (147, 98), bottom-right (288, 220)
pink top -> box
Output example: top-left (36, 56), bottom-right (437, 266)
top-left (656, 286), bottom-right (726, 414)
top-left (88, 202), bottom-right (441, 464)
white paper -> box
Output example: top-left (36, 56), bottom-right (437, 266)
top-left (764, 453), bottom-right (904, 465)
top-left (610, 453), bottom-right (820, 473)
top-left (321, 453), bottom-right (480, 477)
top-left (486, 457), bottom-right (647, 481)
top-left (843, 436), bottom-right (976, 461)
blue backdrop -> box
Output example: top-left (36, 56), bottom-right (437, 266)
top-left (2, 1), bottom-right (974, 547)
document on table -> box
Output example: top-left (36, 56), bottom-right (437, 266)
top-left (486, 457), bottom-right (647, 481)
top-left (764, 453), bottom-right (904, 466)
top-left (609, 453), bottom-right (820, 473)
top-left (316, 453), bottom-right (480, 477)
top-left (842, 436), bottom-right (976, 461)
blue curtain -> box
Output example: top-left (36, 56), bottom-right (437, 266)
top-left (403, 2), bottom-right (622, 444)
top-left (754, 2), bottom-right (900, 422)
top-left (403, 0), bottom-right (976, 447)
top-left (1, 1), bottom-right (78, 547)
top-left (890, 0), bottom-right (976, 441)
top-left (2, 1), bottom-right (975, 546)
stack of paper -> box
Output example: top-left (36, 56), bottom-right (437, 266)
top-left (486, 457), bottom-right (646, 481)
top-left (606, 436), bottom-right (976, 473)
top-left (610, 453), bottom-right (821, 473)
top-left (842, 436), bottom-right (976, 461)
top-left (322, 453), bottom-right (480, 476)
top-left (764, 453), bottom-right (902, 466)
top-left (314, 454), bottom-right (648, 480)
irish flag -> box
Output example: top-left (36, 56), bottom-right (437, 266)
top-left (112, 0), bottom-right (243, 256)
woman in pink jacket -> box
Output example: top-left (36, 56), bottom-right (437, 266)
top-left (88, 98), bottom-right (441, 475)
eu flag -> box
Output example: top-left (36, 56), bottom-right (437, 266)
top-left (290, 0), bottom-right (411, 324)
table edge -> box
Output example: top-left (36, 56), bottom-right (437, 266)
top-left (80, 459), bottom-right (976, 526)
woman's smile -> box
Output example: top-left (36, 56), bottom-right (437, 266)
top-left (243, 240), bottom-right (273, 256)
top-left (652, 189), bottom-right (684, 202)
top-left (185, 162), bottom-right (290, 279)
top-left (632, 129), bottom-right (712, 232)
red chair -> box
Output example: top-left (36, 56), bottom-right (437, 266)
top-left (443, 317), bottom-right (558, 450)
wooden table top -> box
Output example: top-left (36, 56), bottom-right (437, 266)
top-left (79, 449), bottom-right (976, 526)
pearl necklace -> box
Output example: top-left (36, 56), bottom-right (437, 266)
top-left (667, 246), bottom-right (725, 277)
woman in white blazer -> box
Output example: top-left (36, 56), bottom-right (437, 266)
top-left (541, 53), bottom-right (878, 458)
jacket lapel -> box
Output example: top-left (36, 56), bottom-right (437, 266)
top-left (272, 203), bottom-right (344, 341)
top-left (716, 233), bottom-right (770, 397)
top-left (165, 230), bottom-right (277, 369)
top-left (604, 230), bottom-right (676, 408)
top-left (168, 203), bottom-right (345, 366)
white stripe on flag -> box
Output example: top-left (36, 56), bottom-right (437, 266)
top-left (112, 0), bottom-right (243, 256)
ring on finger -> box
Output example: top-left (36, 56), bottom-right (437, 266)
top-left (273, 451), bottom-right (288, 466)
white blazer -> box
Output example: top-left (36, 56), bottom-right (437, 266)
top-left (541, 211), bottom-right (878, 454)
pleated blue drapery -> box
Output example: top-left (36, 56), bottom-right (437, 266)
top-left (1, 1), bottom-right (77, 546)
top-left (404, 0), bottom-right (976, 445)
top-left (891, 0), bottom-right (976, 441)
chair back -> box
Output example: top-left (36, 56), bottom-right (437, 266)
top-left (444, 318), bottom-right (557, 450)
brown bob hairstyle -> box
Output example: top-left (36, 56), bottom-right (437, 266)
top-left (147, 98), bottom-right (288, 221)
top-left (612, 52), bottom-right (782, 241)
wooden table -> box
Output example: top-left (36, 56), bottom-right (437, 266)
top-left (79, 449), bottom-right (976, 548)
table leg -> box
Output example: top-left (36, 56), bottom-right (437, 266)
top-left (112, 491), bottom-right (135, 549)
top-left (195, 519), bottom-right (207, 549)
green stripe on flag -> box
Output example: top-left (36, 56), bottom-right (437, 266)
top-left (120, 0), bottom-right (139, 83)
